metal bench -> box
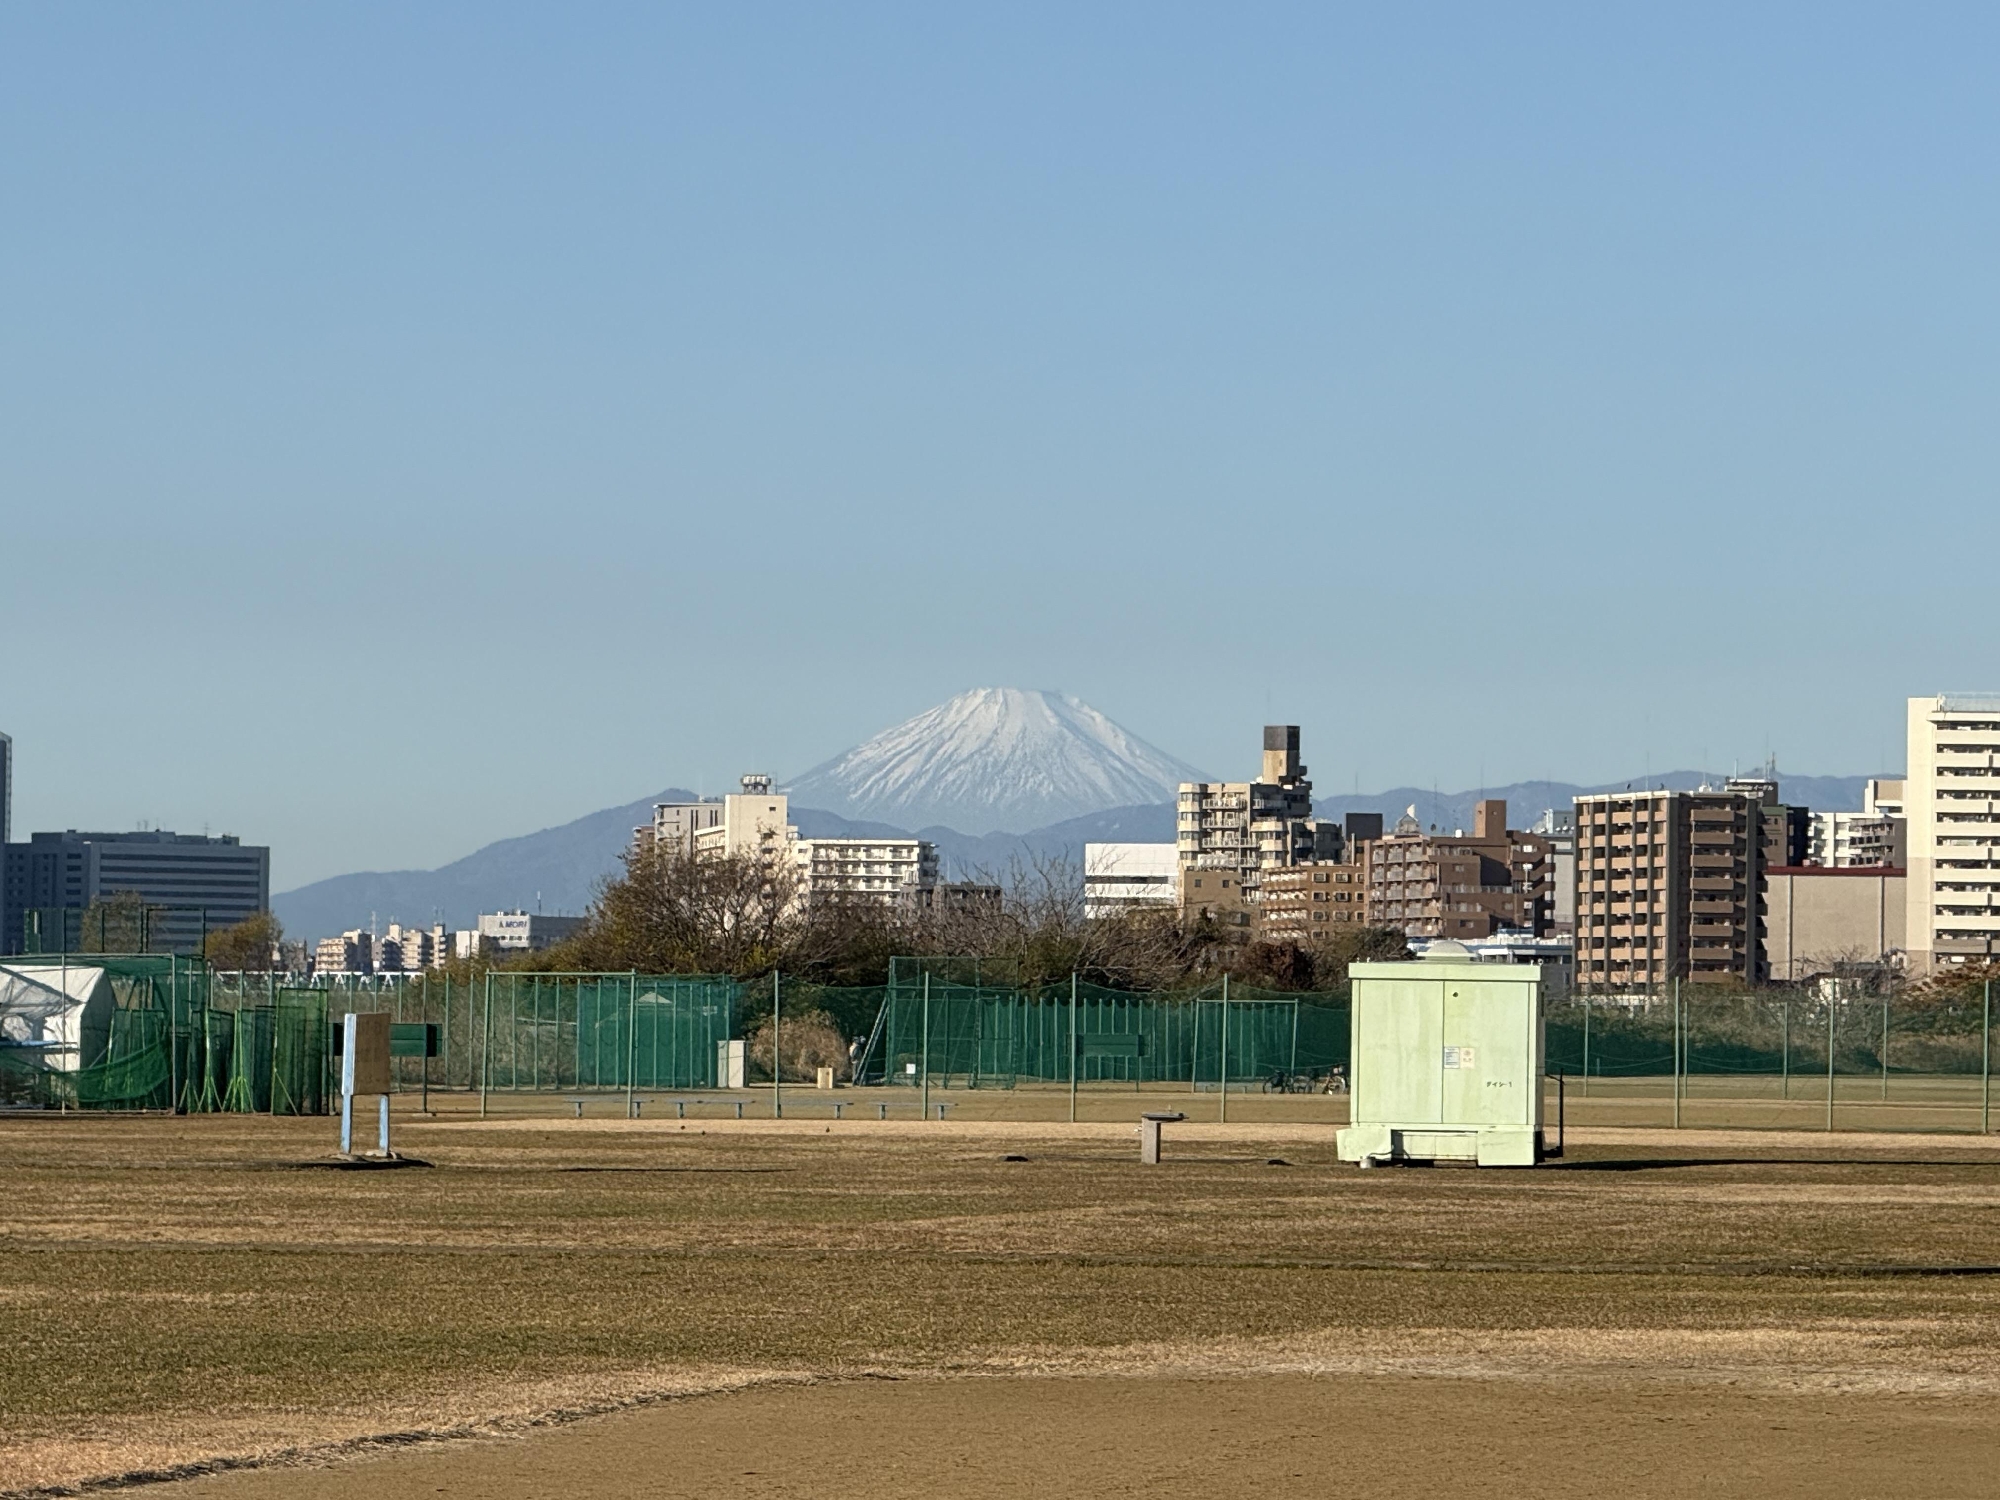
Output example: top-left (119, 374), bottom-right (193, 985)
top-left (565, 1097), bottom-right (588, 1118)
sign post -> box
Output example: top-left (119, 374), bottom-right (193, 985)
top-left (340, 1012), bottom-right (394, 1157)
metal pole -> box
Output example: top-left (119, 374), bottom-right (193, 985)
top-left (1670, 978), bottom-right (1680, 1129)
top-left (1826, 988), bottom-right (1836, 1132)
top-left (1782, 998), bottom-right (1790, 1100)
top-left (480, 972), bottom-right (491, 1119)
top-left (920, 973), bottom-right (931, 1119)
top-left (1581, 993), bottom-right (1590, 1098)
top-left (1219, 972), bottom-right (1229, 1124)
top-left (772, 970), bottom-right (783, 1120)
top-left (1983, 980), bottom-right (1991, 1136)
top-left (1881, 997), bottom-right (1890, 1103)
top-left (1068, 971), bottom-right (1078, 1124)
top-left (626, 971), bottom-right (638, 1117)
top-left (169, 954), bottom-right (180, 1115)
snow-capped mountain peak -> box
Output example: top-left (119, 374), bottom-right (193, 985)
top-left (784, 688), bottom-right (1207, 835)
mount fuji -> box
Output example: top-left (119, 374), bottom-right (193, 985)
top-left (783, 688), bottom-right (1208, 835)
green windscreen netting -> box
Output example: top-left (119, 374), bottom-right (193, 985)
top-left (848, 963), bottom-right (1349, 1089)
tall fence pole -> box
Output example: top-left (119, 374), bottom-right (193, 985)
top-left (772, 970), bottom-right (783, 1120)
top-left (920, 972), bottom-right (931, 1119)
top-left (480, 972), bottom-right (491, 1120)
top-left (1219, 972), bottom-right (1230, 1124)
top-left (1581, 994), bottom-right (1590, 1098)
top-left (1881, 997), bottom-right (1889, 1103)
top-left (1672, 978), bottom-right (1681, 1130)
top-left (1782, 999), bottom-right (1790, 1100)
top-left (1826, 991), bottom-right (1836, 1132)
top-left (626, 971), bottom-right (638, 1117)
top-left (1983, 980), bottom-right (1992, 1136)
top-left (168, 954), bottom-right (180, 1116)
top-left (1068, 971), bottom-right (1078, 1124)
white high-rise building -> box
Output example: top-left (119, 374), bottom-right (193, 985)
top-left (1905, 695), bottom-right (2000, 973)
top-left (1084, 842), bottom-right (1179, 919)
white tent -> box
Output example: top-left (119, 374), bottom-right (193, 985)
top-left (0, 963), bottom-right (114, 1073)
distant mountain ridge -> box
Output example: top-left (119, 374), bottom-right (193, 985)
top-left (784, 688), bottom-right (1206, 834)
top-left (273, 770), bottom-right (1882, 942)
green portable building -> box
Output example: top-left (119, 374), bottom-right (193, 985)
top-left (1336, 947), bottom-right (1547, 1167)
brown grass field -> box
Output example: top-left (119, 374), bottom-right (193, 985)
top-left (7, 1085), bottom-right (2000, 1498)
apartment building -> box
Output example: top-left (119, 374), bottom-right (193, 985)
top-left (1176, 726), bottom-right (1338, 899)
top-left (1363, 800), bottom-right (1554, 941)
top-left (1083, 842), bottom-right (1179, 919)
top-left (792, 837), bottom-right (939, 907)
top-left (647, 799), bottom-right (726, 853)
top-left (1809, 809), bottom-right (1907, 869)
top-left (657, 775), bottom-right (939, 910)
top-left (1573, 786), bottom-right (1774, 991)
top-left (1905, 694), bottom-right (2000, 973)
top-left (1258, 861), bottom-right (1369, 942)
top-left (315, 930), bottom-right (372, 974)
top-left (1179, 867), bottom-right (1251, 929)
top-left (376, 921), bottom-right (448, 972)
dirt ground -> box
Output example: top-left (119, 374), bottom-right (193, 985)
top-left (8, 1100), bottom-right (2000, 1498)
top-left (160, 1374), bottom-right (2000, 1500)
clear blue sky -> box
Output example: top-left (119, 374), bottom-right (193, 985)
top-left (4, 4), bottom-right (1995, 888)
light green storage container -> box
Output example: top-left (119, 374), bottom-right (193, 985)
top-left (1336, 949), bottom-right (1547, 1167)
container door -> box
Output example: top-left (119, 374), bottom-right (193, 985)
top-left (1442, 979), bottom-right (1531, 1127)
top-left (1357, 977), bottom-right (1444, 1125)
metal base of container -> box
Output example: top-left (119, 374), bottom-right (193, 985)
top-left (1338, 1124), bottom-right (1539, 1168)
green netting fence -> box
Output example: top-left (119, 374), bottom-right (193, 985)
top-left (477, 974), bottom-right (740, 1091)
top-left (1546, 986), bottom-right (1998, 1091)
top-left (838, 962), bottom-right (1350, 1089)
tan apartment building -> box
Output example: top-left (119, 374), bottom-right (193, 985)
top-left (1573, 785), bottom-right (1778, 992)
top-left (1179, 867), bottom-right (1251, 930)
top-left (1258, 861), bottom-right (1369, 942)
top-left (1364, 799), bottom-right (1554, 941)
top-left (1176, 725), bottom-right (1339, 900)
top-left (1904, 695), bottom-right (2000, 974)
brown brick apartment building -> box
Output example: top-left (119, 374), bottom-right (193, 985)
top-left (1573, 782), bottom-right (1803, 992)
top-left (1363, 799), bottom-right (1555, 941)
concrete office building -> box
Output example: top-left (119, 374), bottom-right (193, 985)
top-left (1083, 843), bottom-right (1179, 919)
top-left (457, 910), bottom-right (586, 957)
top-left (1176, 726), bottom-right (1338, 900)
top-left (1573, 786), bottom-right (1779, 992)
top-left (1364, 800), bottom-right (1555, 942)
top-left (1765, 866), bottom-right (1906, 982)
top-left (1904, 694), bottom-right (2000, 973)
top-left (2, 829), bottom-right (270, 955)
